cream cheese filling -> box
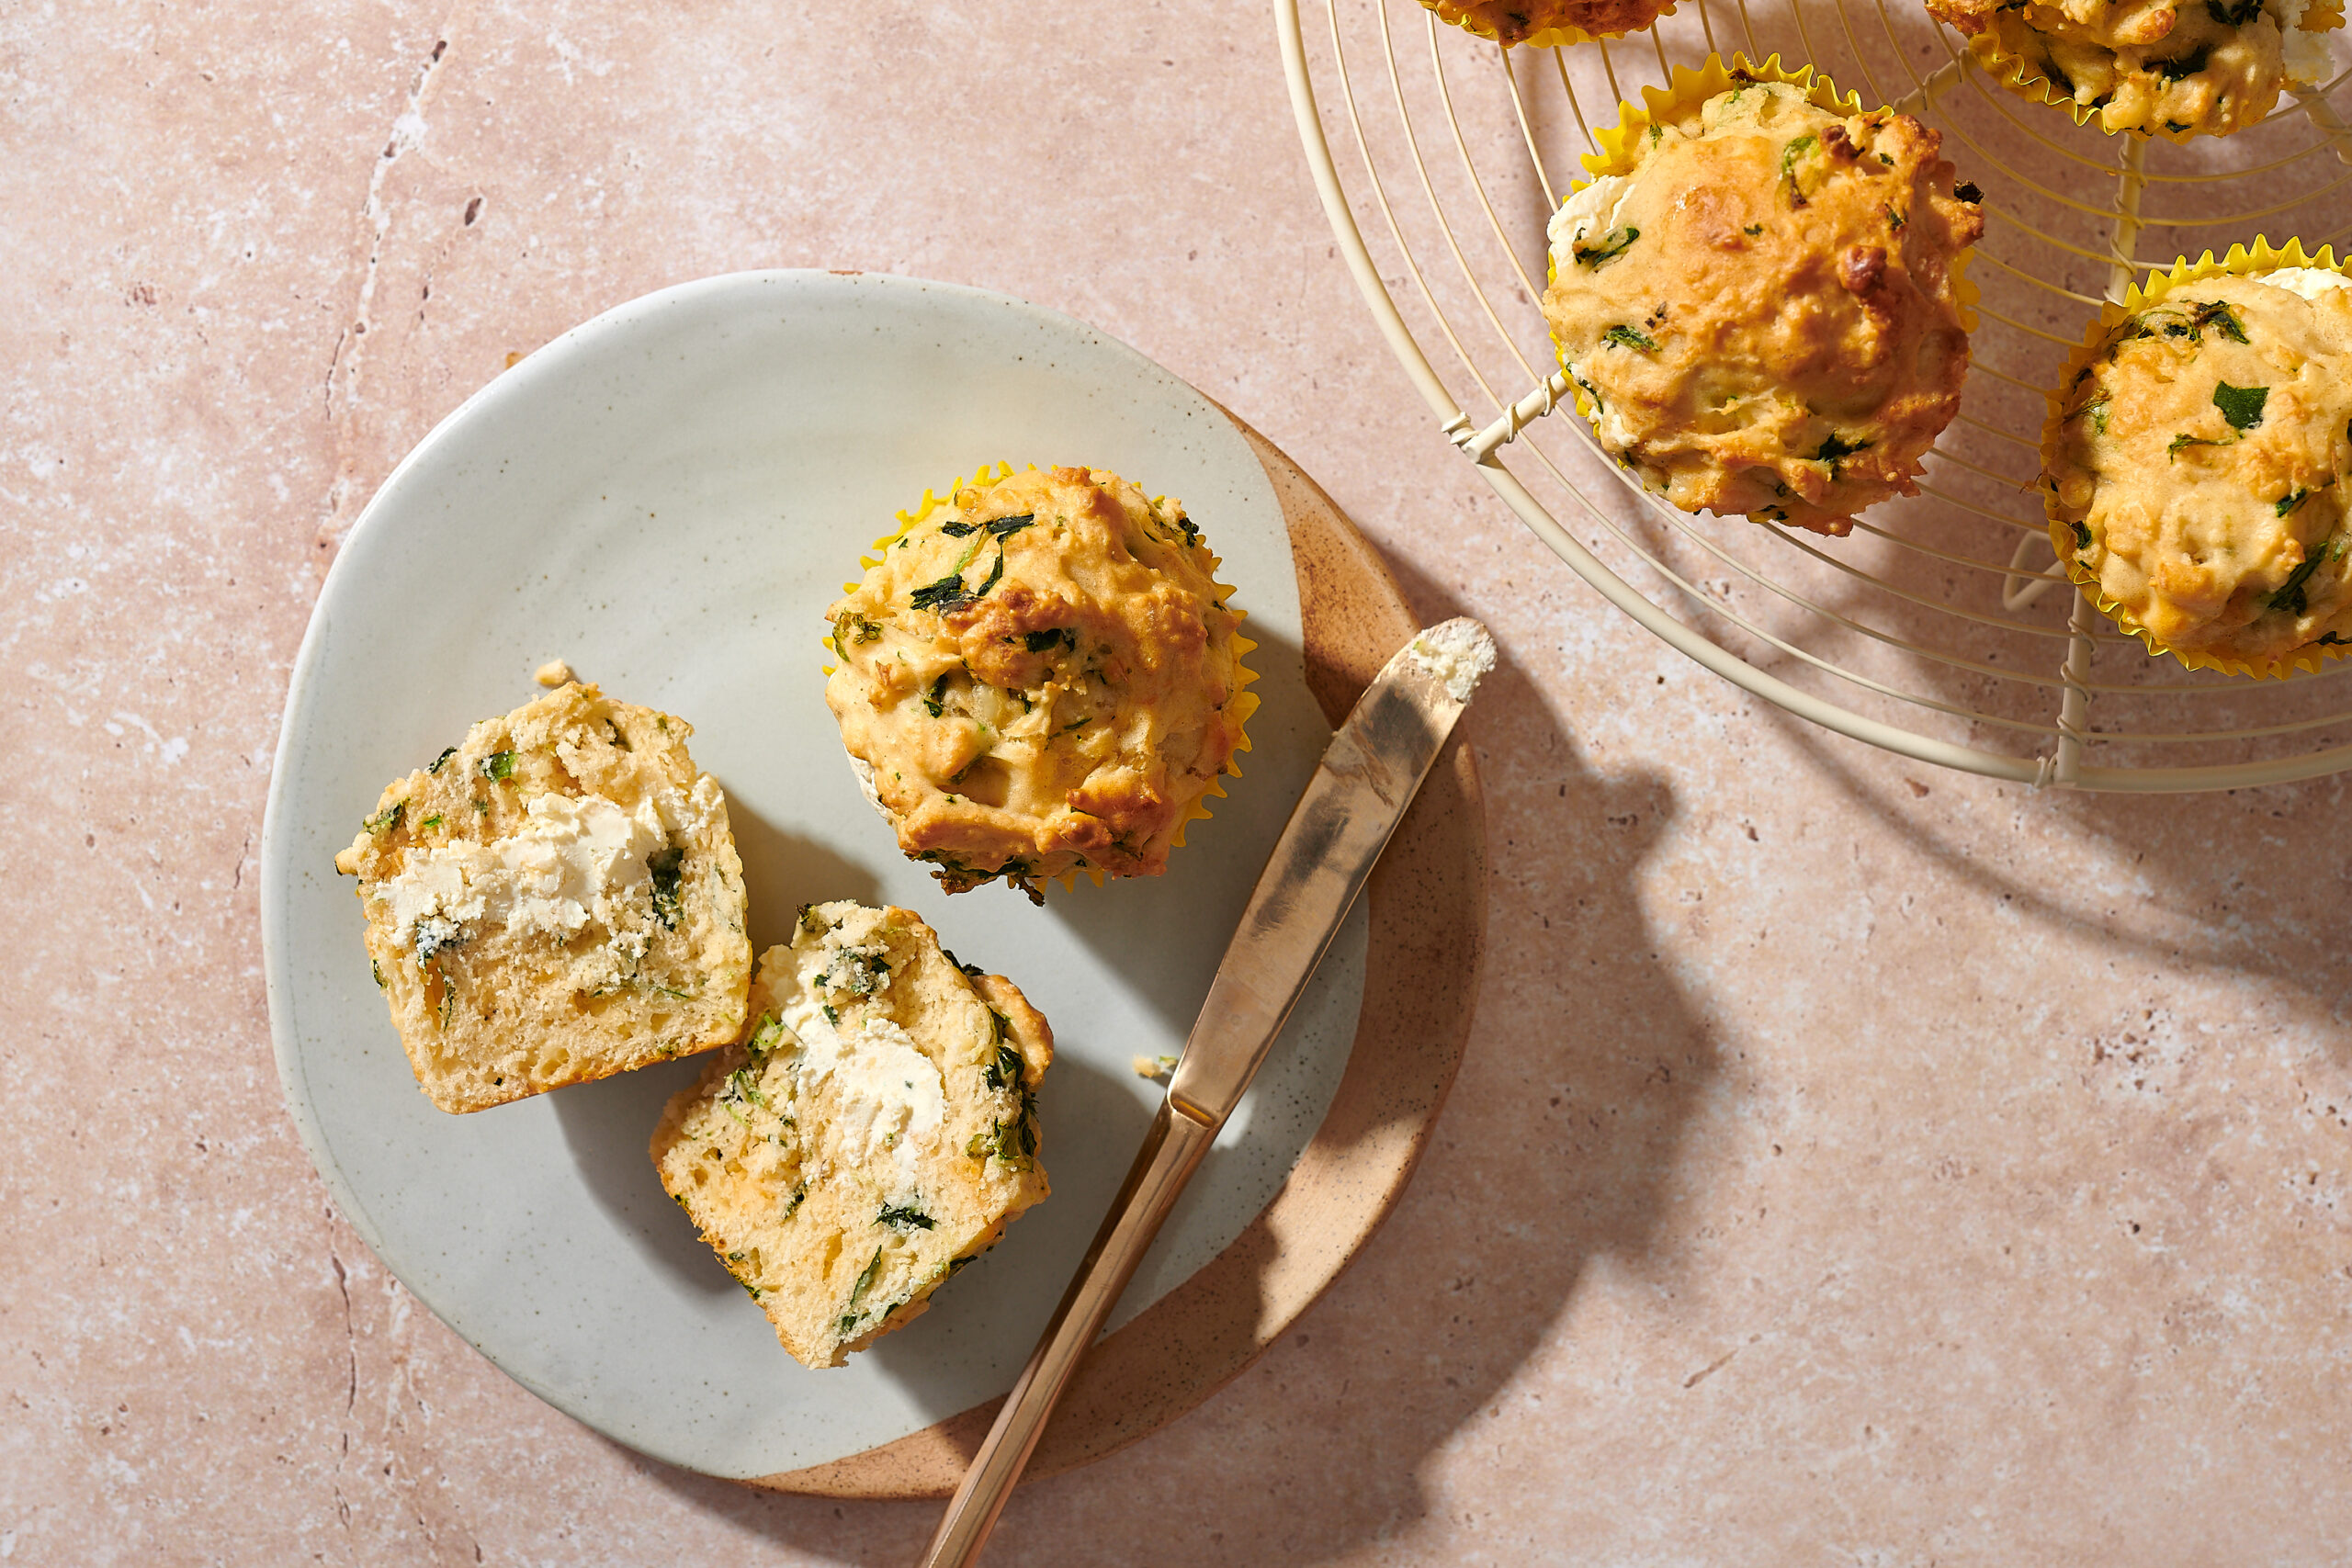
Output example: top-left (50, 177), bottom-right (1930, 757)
top-left (1407, 619), bottom-right (1499, 702)
top-left (377, 790), bottom-right (670, 961)
top-left (2258, 265), bottom-right (2352, 300)
top-left (1550, 175), bottom-right (1652, 454)
top-left (1547, 173), bottom-right (1635, 263)
top-left (2278, 0), bottom-right (2335, 87)
top-left (776, 934), bottom-right (945, 1185)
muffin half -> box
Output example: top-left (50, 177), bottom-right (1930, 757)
top-left (650, 902), bottom-right (1052, 1368)
top-left (333, 682), bottom-right (752, 1112)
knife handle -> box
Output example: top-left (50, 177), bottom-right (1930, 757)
top-left (920, 1100), bottom-right (1220, 1568)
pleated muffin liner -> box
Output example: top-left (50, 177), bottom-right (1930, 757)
top-left (824, 462), bottom-right (1261, 889)
top-left (1957, 0), bottom-right (2344, 146)
top-left (1420, 0), bottom-right (1679, 51)
top-left (2038, 235), bottom-right (2352, 680)
top-left (1546, 52), bottom-right (1982, 513)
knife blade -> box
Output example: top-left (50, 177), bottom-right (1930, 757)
top-left (919, 617), bottom-right (1496, 1568)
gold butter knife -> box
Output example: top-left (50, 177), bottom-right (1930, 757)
top-left (920, 618), bottom-right (1497, 1568)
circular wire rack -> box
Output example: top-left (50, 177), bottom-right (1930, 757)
top-left (1277, 0), bottom-right (2352, 790)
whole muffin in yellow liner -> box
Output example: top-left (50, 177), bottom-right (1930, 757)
top-left (823, 464), bottom-right (1257, 902)
top-left (1928, 0), bottom-right (2345, 141)
top-left (2041, 238), bottom-right (2352, 679)
top-left (1539, 54), bottom-right (1984, 536)
top-left (1417, 0), bottom-right (1677, 49)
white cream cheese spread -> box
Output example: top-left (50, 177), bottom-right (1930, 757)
top-left (1548, 173), bottom-right (1634, 258)
top-left (377, 790), bottom-right (671, 961)
top-left (775, 934), bottom-right (945, 1181)
top-left (1548, 175), bottom-right (1651, 447)
top-left (789, 1012), bottom-right (947, 1181)
top-left (2258, 265), bottom-right (2352, 302)
top-left (1408, 618), bottom-right (1498, 702)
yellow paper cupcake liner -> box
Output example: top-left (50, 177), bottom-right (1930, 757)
top-left (823, 462), bottom-right (1259, 891)
top-left (1421, 0), bottom-right (1679, 50)
top-left (2039, 235), bottom-right (2352, 681)
top-left (1549, 53), bottom-right (1980, 446)
top-left (1962, 0), bottom-right (2345, 147)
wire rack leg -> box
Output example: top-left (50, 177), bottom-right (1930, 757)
top-left (2102, 138), bottom-right (2148, 299)
top-left (2041, 138), bottom-right (2148, 787)
top-left (2301, 87), bottom-right (2352, 167)
top-left (1890, 56), bottom-right (1962, 118)
top-left (1464, 371), bottom-right (1571, 461)
top-left (2063, 138), bottom-right (2149, 783)
top-left (2002, 530), bottom-right (2064, 612)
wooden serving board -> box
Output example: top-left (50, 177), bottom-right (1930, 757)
top-left (753, 416), bottom-right (1490, 1496)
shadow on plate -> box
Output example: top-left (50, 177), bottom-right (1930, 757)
top-left (597, 561), bottom-right (1724, 1564)
top-left (727, 792), bottom-right (885, 955)
top-left (550, 1055), bottom-right (732, 1297)
top-left (1031, 622), bottom-right (1320, 1039)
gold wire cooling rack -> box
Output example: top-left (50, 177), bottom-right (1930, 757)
top-left (1278, 0), bottom-right (2352, 789)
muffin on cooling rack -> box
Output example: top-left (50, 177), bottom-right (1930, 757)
top-left (1540, 61), bottom-right (1984, 536)
top-left (1927, 0), bottom-right (2345, 140)
top-left (824, 465), bottom-right (1256, 902)
top-left (2044, 252), bottom-right (2352, 676)
top-left (1418, 0), bottom-right (1676, 47)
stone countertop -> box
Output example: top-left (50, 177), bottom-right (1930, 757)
top-left (7, 4), bottom-right (2351, 1563)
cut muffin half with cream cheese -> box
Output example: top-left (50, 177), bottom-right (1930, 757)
top-left (333, 682), bottom-right (751, 1113)
top-left (650, 901), bottom-right (1053, 1368)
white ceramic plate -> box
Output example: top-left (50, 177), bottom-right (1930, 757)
top-left (260, 271), bottom-right (1366, 1479)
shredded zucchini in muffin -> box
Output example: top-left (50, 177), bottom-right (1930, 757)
top-left (1541, 78), bottom-right (1984, 535)
top-left (2049, 270), bottom-right (2352, 671)
top-left (1927, 0), bottom-right (2344, 139)
top-left (823, 466), bottom-right (1254, 901)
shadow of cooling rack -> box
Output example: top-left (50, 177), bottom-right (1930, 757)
top-left (1278, 0), bottom-right (2352, 790)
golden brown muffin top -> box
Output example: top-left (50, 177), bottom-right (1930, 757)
top-left (824, 466), bottom-right (1251, 900)
top-left (1420, 0), bottom-right (1673, 45)
top-left (1541, 79), bottom-right (1984, 535)
top-left (1925, 0), bottom-right (2336, 139)
top-left (2048, 271), bottom-right (2352, 668)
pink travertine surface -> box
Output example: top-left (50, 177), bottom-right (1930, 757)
top-left (6, 2), bottom-right (2352, 1563)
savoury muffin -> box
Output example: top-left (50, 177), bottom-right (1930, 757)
top-left (333, 682), bottom-right (752, 1113)
top-left (2046, 267), bottom-right (2352, 672)
top-left (1418, 0), bottom-right (1675, 47)
top-left (1541, 73), bottom-right (1984, 536)
top-left (650, 901), bottom-right (1052, 1369)
top-left (1927, 0), bottom-right (2343, 141)
top-left (824, 465), bottom-right (1255, 902)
